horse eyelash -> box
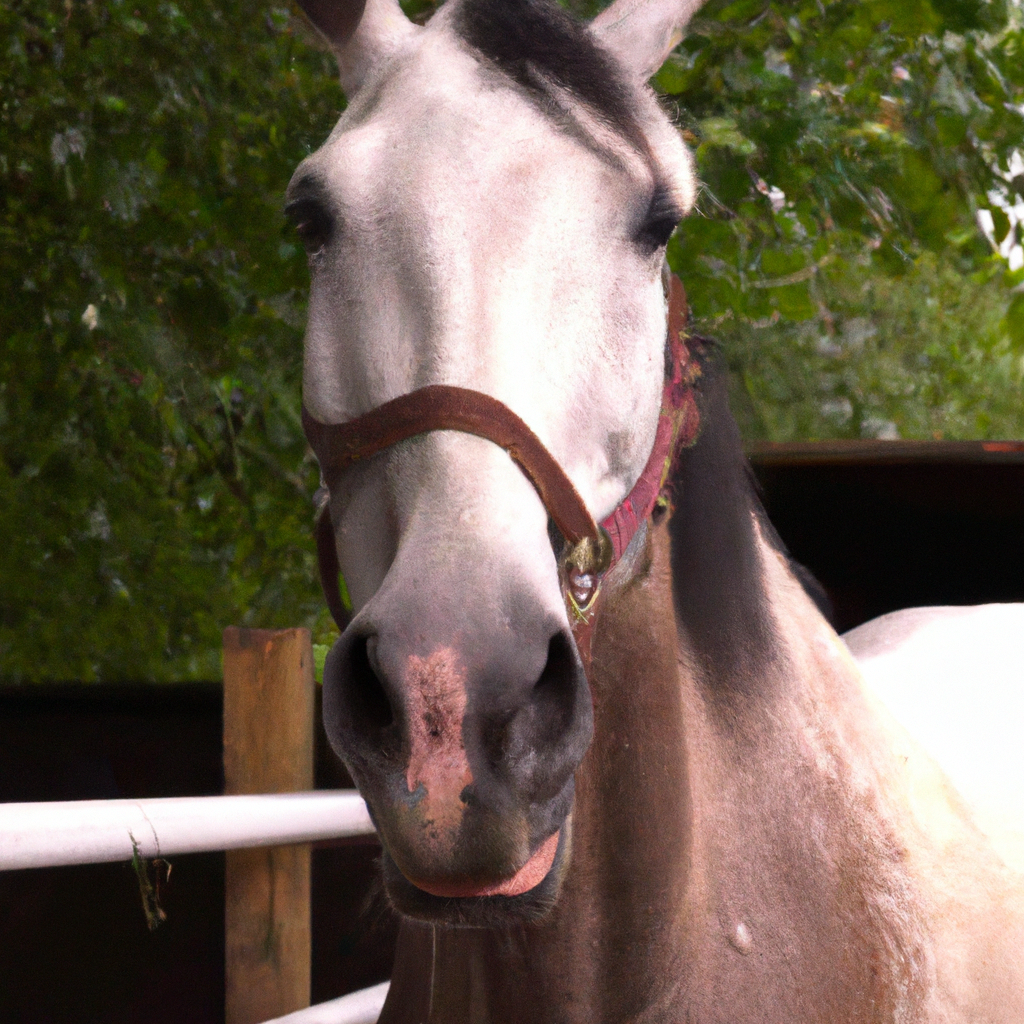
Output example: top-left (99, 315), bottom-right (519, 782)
top-left (635, 183), bottom-right (683, 254)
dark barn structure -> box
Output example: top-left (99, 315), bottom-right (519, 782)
top-left (750, 441), bottom-right (1024, 631)
top-left (1, 442), bottom-right (1022, 1023)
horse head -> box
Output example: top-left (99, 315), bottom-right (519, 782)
top-left (289, 0), bottom-right (702, 924)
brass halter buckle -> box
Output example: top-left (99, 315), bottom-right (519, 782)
top-left (561, 527), bottom-right (614, 621)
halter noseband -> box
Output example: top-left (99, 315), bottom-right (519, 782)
top-left (302, 275), bottom-right (700, 653)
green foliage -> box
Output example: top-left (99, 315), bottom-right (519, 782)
top-left (658, 0), bottom-right (1024, 438)
top-left (725, 254), bottom-right (1024, 439)
top-left (0, 0), bottom-right (343, 680)
top-left (2, 0), bottom-right (1023, 680)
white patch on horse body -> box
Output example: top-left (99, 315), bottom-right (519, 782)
top-left (728, 920), bottom-right (753, 954)
top-left (846, 604), bottom-right (1024, 871)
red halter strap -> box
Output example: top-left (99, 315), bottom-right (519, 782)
top-left (600, 274), bottom-right (699, 563)
top-left (302, 275), bottom-right (700, 636)
top-left (303, 386), bottom-right (601, 549)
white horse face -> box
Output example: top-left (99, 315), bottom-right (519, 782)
top-left (289, 0), bottom-right (699, 923)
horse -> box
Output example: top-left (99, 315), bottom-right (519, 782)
top-left (285, 0), bottom-right (1024, 1018)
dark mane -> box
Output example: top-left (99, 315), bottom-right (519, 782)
top-left (668, 345), bottom-right (833, 688)
top-left (453, 0), bottom-right (648, 155)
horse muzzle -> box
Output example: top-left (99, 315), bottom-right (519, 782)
top-left (321, 585), bottom-right (592, 922)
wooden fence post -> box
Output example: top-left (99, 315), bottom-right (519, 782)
top-left (223, 627), bottom-right (315, 1024)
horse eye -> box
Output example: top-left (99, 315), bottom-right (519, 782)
top-left (285, 198), bottom-right (333, 255)
top-left (636, 215), bottom-right (678, 254)
top-left (635, 184), bottom-right (682, 254)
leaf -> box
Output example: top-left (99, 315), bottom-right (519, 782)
top-left (697, 117), bottom-right (757, 157)
top-left (773, 282), bottom-right (817, 321)
top-left (653, 54), bottom-right (694, 95)
top-left (990, 205), bottom-right (1011, 245)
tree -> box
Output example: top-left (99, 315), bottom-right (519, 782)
top-left (1, 0), bottom-right (342, 680)
top-left (655, 0), bottom-right (1024, 438)
top-left (1, 0), bottom-right (1022, 681)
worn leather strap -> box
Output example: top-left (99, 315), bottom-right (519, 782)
top-left (313, 499), bottom-right (350, 631)
top-left (303, 386), bottom-right (599, 550)
top-left (600, 274), bottom-right (695, 562)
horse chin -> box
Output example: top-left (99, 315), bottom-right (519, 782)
top-left (381, 818), bottom-right (573, 927)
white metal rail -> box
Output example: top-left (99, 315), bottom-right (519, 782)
top-left (0, 788), bottom-right (388, 1022)
top-left (0, 789), bottom-right (375, 871)
top-left (261, 982), bottom-right (391, 1024)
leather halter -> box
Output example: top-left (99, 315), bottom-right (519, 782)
top-left (302, 275), bottom-right (700, 646)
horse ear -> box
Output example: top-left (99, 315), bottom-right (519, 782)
top-left (591, 0), bottom-right (704, 83)
top-left (296, 0), bottom-right (420, 95)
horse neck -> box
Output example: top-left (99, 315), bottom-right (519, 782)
top-left (382, 370), bottom-right (928, 1023)
top-left (661, 370), bottom-right (929, 1021)
top-left (384, 514), bottom-right (696, 1024)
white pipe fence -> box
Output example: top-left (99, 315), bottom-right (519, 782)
top-left (0, 790), bottom-right (374, 871)
top-left (0, 788), bottom-right (387, 1023)
top-left (262, 982), bottom-right (391, 1024)
top-left (0, 630), bottom-right (386, 1022)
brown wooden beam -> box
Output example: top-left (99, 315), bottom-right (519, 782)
top-left (223, 627), bottom-right (315, 1024)
top-left (747, 438), bottom-right (1024, 466)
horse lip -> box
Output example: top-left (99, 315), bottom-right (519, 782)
top-left (379, 819), bottom-right (573, 924)
top-left (407, 829), bottom-right (561, 899)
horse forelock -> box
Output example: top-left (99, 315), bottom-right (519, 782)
top-left (452, 0), bottom-right (695, 211)
top-left (453, 0), bottom-right (648, 156)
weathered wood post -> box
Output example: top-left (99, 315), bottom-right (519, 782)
top-left (223, 627), bottom-right (315, 1024)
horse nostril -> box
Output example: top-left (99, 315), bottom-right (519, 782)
top-left (480, 631), bottom-right (581, 775)
top-left (345, 634), bottom-right (394, 733)
top-left (530, 632), bottom-right (579, 746)
top-left (483, 628), bottom-right (589, 804)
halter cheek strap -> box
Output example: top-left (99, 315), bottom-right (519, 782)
top-left (600, 275), bottom-right (699, 562)
top-left (302, 275), bottom-right (701, 642)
